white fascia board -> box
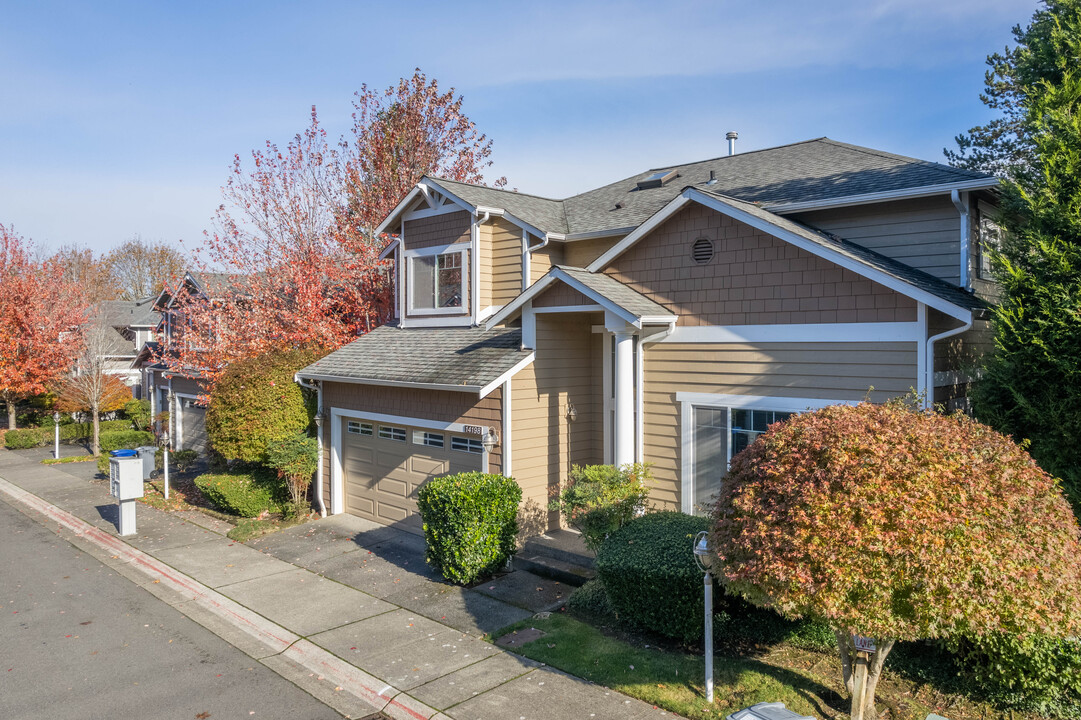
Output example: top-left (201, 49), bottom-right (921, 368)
top-left (763, 178), bottom-right (1001, 214)
top-left (296, 372), bottom-right (482, 394)
top-left (377, 238), bottom-right (399, 260)
top-left (478, 352), bottom-right (536, 398)
top-left (686, 189), bottom-right (974, 322)
top-left (663, 321), bottom-right (923, 344)
top-left (548, 268), bottom-right (639, 326)
top-left (563, 227), bottom-right (635, 242)
top-left (374, 186), bottom-right (425, 236)
top-left (636, 314), bottom-right (678, 326)
top-left (587, 195), bottom-right (693, 272)
top-left (676, 391), bottom-right (859, 413)
top-left (485, 274), bottom-right (557, 329)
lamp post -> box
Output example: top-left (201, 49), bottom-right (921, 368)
top-left (161, 430), bottom-right (171, 501)
top-left (693, 530), bottom-right (714, 703)
top-left (53, 411), bottom-right (60, 459)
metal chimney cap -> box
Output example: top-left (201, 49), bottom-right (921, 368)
top-left (726, 131), bottom-right (739, 140)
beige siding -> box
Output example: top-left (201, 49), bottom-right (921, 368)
top-left (511, 313), bottom-right (599, 533)
top-left (642, 341), bottom-right (918, 510)
top-left (791, 196), bottom-right (962, 285)
top-left (321, 382), bottom-right (502, 511)
top-left (564, 237), bottom-right (619, 268)
top-left (529, 242), bottom-right (563, 285)
top-left (605, 203), bottom-right (917, 326)
top-left (487, 218), bottom-right (524, 307)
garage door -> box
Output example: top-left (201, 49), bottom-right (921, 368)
top-left (341, 419), bottom-right (483, 534)
top-left (179, 398), bottom-right (207, 452)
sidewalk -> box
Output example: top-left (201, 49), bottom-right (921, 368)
top-left (0, 448), bottom-right (675, 720)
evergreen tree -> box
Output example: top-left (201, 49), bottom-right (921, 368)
top-left (972, 20), bottom-right (1081, 506)
top-left (946, 1), bottom-right (1081, 178)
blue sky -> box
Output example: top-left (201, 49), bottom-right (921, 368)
top-left (0, 0), bottom-right (1037, 255)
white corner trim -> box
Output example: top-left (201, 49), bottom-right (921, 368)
top-left (763, 178), bottom-right (1000, 214)
top-left (478, 352), bottom-right (536, 398)
top-left (663, 322), bottom-right (924, 344)
top-left (532, 304), bottom-right (605, 314)
top-left (679, 400), bottom-right (694, 514)
top-left (502, 378), bottom-right (512, 477)
top-left (588, 194), bottom-right (693, 272)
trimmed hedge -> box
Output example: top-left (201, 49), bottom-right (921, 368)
top-left (417, 472), bottom-right (521, 585)
top-left (195, 472), bottom-right (279, 518)
top-left (3, 428), bottom-right (49, 449)
top-left (99, 430), bottom-right (155, 453)
top-left (59, 420), bottom-right (132, 442)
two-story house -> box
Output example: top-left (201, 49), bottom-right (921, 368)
top-left (92, 297), bottom-right (160, 398)
top-left (298, 137), bottom-right (999, 536)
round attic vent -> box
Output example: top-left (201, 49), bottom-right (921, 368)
top-left (691, 237), bottom-right (714, 265)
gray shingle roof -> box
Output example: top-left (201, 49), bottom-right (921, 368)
top-left (99, 298), bottom-right (160, 329)
top-left (425, 138), bottom-right (993, 238)
top-left (553, 266), bottom-right (675, 319)
top-left (693, 189), bottom-right (987, 312)
top-left (297, 326), bottom-right (531, 390)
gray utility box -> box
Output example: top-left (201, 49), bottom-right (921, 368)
top-left (109, 456), bottom-right (144, 501)
top-left (727, 703), bottom-right (815, 720)
top-left (135, 446), bottom-right (157, 480)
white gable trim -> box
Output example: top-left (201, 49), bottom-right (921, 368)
top-left (377, 238), bottom-right (399, 261)
top-left (478, 352), bottom-right (536, 399)
top-left (589, 188), bottom-right (972, 322)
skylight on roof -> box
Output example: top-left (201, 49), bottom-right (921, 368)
top-left (637, 168), bottom-right (678, 190)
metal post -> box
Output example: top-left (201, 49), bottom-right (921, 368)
top-left (704, 570), bottom-right (714, 703)
top-left (163, 448), bottom-right (170, 500)
top-left (53, 421), bottom-right (60, 459)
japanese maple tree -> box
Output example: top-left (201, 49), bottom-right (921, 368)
top-left (0, 225), bottom-right (88, 429)
top-left (711, 400), bottom-right (1081, 720)
top-left (164, 70), bottom-right (504, 388)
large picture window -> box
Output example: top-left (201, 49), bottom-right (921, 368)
top-left (409, 248), bottom-right (467, 313)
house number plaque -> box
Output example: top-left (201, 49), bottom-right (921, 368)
top-left (462, 425), bottom-right (484, 435)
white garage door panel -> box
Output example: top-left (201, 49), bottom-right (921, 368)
top-left (341, 418), bottom-right (482, 535)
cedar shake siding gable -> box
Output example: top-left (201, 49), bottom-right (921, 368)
top-left (604, 203), bottom-right (917, 326)
top-left (402, 210), bottom-right (471, 250)
top-left (533, 282), bottom-right (597, 308)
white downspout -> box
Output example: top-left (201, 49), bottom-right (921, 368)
top-left (924, 315), bottom-right (973, 410)
top-left (952, 190), bottom-right (971, 292)
top-left (523, 231), bottom-right (550, 290)
top-left (295, 376), bottom-right (326, 517)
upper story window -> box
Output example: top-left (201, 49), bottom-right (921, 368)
top-left (976, 200), bottom-right (1002, 281)
top-left (407, 247), bottom-right (468, 315)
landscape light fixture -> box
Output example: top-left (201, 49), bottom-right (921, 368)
top-left (693, 530), bottom-right (714, 703)
top-left (53, 411), bottom-right (61, 459)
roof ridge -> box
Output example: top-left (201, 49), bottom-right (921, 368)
top-left (641, 137), bottom-right (831, 174)
top-left (815, 138), bottom-right (992, 179)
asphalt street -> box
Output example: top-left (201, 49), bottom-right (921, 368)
top-left (0, 496), bottom-right (347, 720)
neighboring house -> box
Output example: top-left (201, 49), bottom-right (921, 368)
top-left (92, 297), bottom-right (161, 398)
top-left (138, 271), bottom-right (240, 452)
top-left (294, 137), bottom-right (1000, 536)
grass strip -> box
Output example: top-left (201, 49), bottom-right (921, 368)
top-left (41, 455), bottom-right (96, 465)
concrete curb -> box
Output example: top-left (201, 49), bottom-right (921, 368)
top-left (0, 476), bottom-right (440, 720)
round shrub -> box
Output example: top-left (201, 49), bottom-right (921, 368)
top-left (596, 511), bottom-right (715, 643)
top-left (567, 578), bottom-right (614, 618)
top-left (417, 472), bottom-right (521, 585)
top-left (550, 463), bottom-right (652, 552)
top-left (195, 471), bottom-right (278, 518)
top-left (205, 348), bottom-right (320, 462)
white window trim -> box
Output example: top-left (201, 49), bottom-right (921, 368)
top-left (328, 407), bottom-right (494, 515)
top-left (677, 393), bottom-right (858, 514)
top-left (404, 244), bottom-right (469, 317)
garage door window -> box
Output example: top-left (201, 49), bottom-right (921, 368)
top-left (451, 436), bottom-right (483, 454)
top-left (413, 431), bottom-right (444, 448)
top-left (347, 421), bottom-right (373, 436)
top-left (378, 425), bottom-right (406, 442)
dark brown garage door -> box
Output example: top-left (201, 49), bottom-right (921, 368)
top-left (341, 418), bottom-right (483, 534)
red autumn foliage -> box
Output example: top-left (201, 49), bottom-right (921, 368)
top-left (711, 400), bottom-right (1081, 718)
top-left (162, 70), bottom-right (503, 388)
top-left (0, 225), bottom-right (88, 429)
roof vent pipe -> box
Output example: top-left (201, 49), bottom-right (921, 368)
top-left (726, 131), bottom-right (738, 156)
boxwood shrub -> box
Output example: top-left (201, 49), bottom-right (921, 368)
top-left (99, 430), bottom-right (155, 453)
top-left (417, 472), bottom-right (522, 585)
top-left (2, 428), bottom-right (49, 449)
top-left (195, 471), bottom-right (279, 518)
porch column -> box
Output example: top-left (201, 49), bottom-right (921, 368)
top-left (613, 329), bottom-right (635, 466)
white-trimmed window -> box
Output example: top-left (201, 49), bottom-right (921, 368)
top-left (378, 425), bottom-right (406, 442)
top-left (451, 435), bottom-right (483, 454)
top-left (679, 394), bottom-right (848, 515)
top-left (407, 246), bottom-right (468, 314)
top-left (347, 421), bottom-right (373, 436)
top-left (976, 200), bottom-right (1001, 281)
top-left (413, 431), bottom-right (444, 448)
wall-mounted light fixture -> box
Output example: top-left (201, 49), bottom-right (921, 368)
top-left (481, 428), bottom-right (499, 453)
top-left (566, 404), bottom-right (578, 423)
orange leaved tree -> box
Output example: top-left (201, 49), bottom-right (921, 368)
top-left (711, 400), bottom-right (1081, 720)
top-left (0, 225), bottom-right (88, 429)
